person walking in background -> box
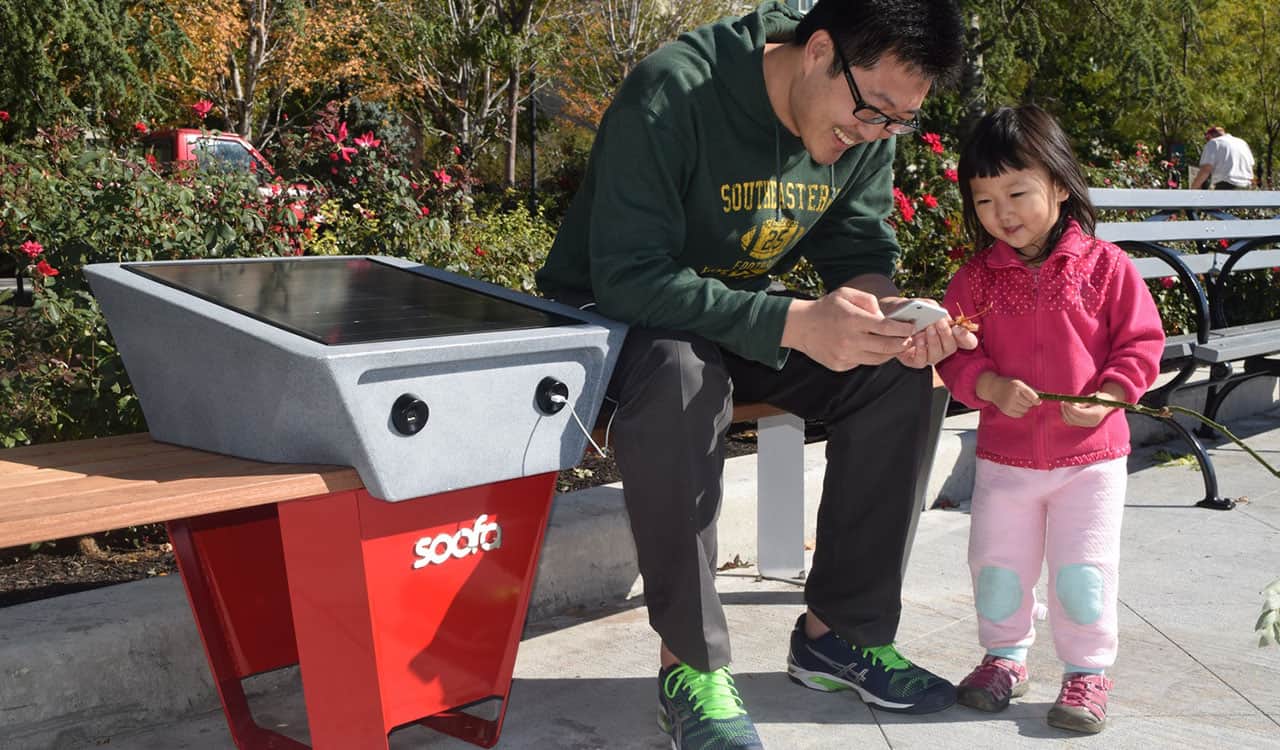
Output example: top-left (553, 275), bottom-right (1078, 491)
top-left (1191, 125), bottom-right (1255, 189)
top-left (537, 1), bottom-right (973, 747)
top-left (936, 105), bottom-right (1165, 735)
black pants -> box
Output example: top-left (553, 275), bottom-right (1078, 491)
top-left (1213, 181), bottom-right (1240, 190)
top-left (606, 326), bottom-right (934, 671)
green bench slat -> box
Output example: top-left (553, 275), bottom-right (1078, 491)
top-left (1194, 323), bottom-right (1280, 363)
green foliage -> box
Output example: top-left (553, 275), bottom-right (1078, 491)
top-left (0, 0), bottom-right (188, 141)
top-left (1152, 449), bottom-right (1200, 470)
top-left (888, 132), bottom-right (967, 300)
top-left (279, 102), bottom-right (469, 257)
top-left (447, 200), bottom-right (557, 293)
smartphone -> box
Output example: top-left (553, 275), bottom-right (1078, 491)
top-left (886, 300), bottom-right (950, 333)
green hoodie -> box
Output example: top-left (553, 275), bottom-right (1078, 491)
top-left (536, 1), bottom-right (900, 367)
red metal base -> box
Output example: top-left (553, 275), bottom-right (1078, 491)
top-left (168, 473), bottom-right (558, 749)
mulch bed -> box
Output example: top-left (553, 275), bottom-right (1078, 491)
top-left (1, 425), bottom-right (785, 608)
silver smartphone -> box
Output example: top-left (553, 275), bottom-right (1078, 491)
top-left (886, 300), bottom-right (950, 333)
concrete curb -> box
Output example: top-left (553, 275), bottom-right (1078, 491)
top-left (1, 373), bottom-right (1274, 748)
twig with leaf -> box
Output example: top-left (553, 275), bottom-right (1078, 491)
top-left (1259, 579), bottom-right (1280, 647)
top-left (1035, 391), bottom-right (1280, 478)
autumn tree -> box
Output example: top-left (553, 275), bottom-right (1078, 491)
top-left (492, 0), bottom-right (557, 186)
top-left (553, 0), bottom-right (746, 131)
top-left (166, 0), bottom-right (373, 147)
top-left (369, 0), bottom-right (558, 183)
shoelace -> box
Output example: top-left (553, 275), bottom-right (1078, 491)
top-left (1058, 674), bottom-right (1113, 709)
top-left (664, 665), bottom-right (748, 719)
top-left (861, 643), bottom-right (912, 671)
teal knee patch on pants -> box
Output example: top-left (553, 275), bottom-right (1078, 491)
top-left (975, 566), bottom-right (1022, 622)
top-left (1056, 564), bottom-right (1105, 625)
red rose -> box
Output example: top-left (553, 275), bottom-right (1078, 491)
top-left (36, 260), bottom-right (59, 277)
top-left (20, 240), bottom-right (43, 258)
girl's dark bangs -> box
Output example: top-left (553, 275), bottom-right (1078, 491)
top-left (969, 132), bottom-right (1030, 179)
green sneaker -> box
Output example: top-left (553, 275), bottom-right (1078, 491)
top-left (657, 663), bottom-right (764, 749)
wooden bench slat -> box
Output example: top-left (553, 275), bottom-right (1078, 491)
top-left (8, 452), bottom-right (296, 501)
top-left (0, 437), bottom-right (362, 549)
top-left (0, 442), bottom-right (204, 486)
top-left (0, 469), bottom-right (363, 548)
top-left (0, 433), bottom-right (161, 474)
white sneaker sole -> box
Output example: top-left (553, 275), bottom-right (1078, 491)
top-left (786, 663), bottom-right (915, 711)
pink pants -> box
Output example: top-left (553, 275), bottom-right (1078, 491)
top-left (968, 457), bottom-right (1127, 670)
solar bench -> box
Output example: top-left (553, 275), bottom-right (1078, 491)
top-left (2, 256), bottom-right (629, 750)
top-left (1090, 188), bottom-right (1280, 509)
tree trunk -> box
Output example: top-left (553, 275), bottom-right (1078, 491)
top-left (958, 13), bottom-right (987, 136)
top-left (505, 62), bottom-right (520, 187)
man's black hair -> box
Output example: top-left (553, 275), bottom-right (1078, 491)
top-left (795, 0), bottom-right (966, 85)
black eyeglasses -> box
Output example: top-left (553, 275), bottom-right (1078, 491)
top-left (833, 44), bottom-right (920, 135)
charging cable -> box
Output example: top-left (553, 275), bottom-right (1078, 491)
top-left (548, 392), bottom-right (609, 458)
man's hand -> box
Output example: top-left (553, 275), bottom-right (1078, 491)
top-left (1061, 386), bottom-right (1124, 428)
top-left (780, 287), bottom-right (915, 372)
top-left (976, 372), bottom-right (1040, 418)
top-left (879, 297), bottom-right (980, 369)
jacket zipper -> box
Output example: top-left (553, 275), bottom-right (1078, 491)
top-left (1031, 264), bottom-right (1047, 468)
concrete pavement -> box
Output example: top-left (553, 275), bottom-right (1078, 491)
top-left (2, 377), bottom-right (1279, 749)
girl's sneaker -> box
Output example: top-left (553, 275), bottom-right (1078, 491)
top-left (1047, 672), bottom-right (1113, 734)
top-left (956, 655), bottom-right (1029, 712)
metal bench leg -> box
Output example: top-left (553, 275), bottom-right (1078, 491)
top-left (756, 412), bottom-right (807, 583)
top-left (1163, 417), bottom-right (1235, 510)
top-left (1195, 363), bottom-right (1233, 438)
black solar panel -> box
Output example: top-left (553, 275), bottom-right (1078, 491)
top-left (127, 257), bottom-right (575, 345)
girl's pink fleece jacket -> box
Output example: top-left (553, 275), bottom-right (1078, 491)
top-left (936, 221), bottom-right (1166, 469)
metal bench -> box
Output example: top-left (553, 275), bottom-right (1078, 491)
top-left (1091, 188), bottom-right (1280, 509)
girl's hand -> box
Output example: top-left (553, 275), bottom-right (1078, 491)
top-left (895, 317), bottom-right (979, 369)
top-left (1061, 390), bottom-right (1119, 428)
top-left (977, 373), bottom-right (1041, 418)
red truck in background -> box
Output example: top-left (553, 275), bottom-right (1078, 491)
top-left (140, 128), bottom-right (314, 203)
top-left (142, 128), bottom-right (272, 175)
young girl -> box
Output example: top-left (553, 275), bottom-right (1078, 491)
top-left (935, 105), bottom-right (1165, 734)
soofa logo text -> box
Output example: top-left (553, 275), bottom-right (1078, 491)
top-left (412, 515), bottom-right (503, 568)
